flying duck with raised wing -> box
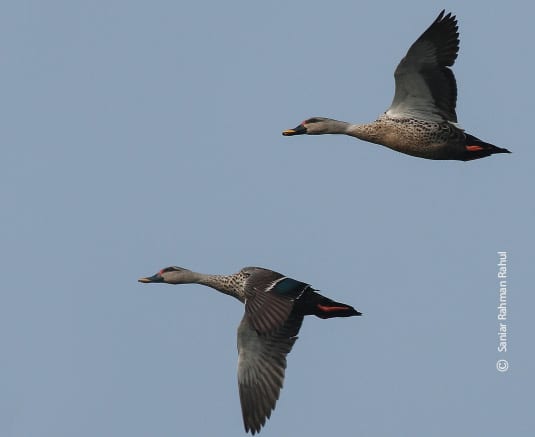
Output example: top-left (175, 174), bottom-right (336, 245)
top-left (283, 10), bottom-right (510, 161)
top-left (138, 266), bottom-right (361, 435)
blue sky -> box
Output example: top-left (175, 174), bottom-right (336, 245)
top-left (1, 1), bottom-right (532, 436)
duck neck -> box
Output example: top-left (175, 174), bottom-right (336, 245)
top-left (345, 122), bottom-right (382, 143)
top-left (324, 119), bottom-right (353, 134)
top-left (195, 273), bottom-right (245, 303)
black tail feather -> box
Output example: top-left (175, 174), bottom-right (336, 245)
top-left (296, 290), bottom-right (362, 319)
top-left (463, 133), bottom-right (511, 161)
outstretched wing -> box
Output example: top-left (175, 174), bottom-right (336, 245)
top-left (237, 313), bottom-right (304, 435)
top-left (386, 10), bottom-right (459, 122)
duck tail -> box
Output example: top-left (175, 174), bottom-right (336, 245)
top-left (298, 290), bottom-right (362, 318)
top-left (462, 133), bottom-right (511, 161)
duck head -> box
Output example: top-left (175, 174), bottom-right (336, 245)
top-left (138, 266), bottom-right (198, 284)
top-left (282, 117), bottom-right (331, 136)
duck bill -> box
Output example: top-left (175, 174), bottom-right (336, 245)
top-left (282, 124), bottom-right (307, 136)
top-left (138, 273), bottom-right (163, 283)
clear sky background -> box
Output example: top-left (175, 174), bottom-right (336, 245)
top-left (1, 1), bottom-right (533, 436)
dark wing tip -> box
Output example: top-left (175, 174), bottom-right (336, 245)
top-left (434, 10), bottom-right (455, 25)
top-left (429, 11), bottom-right (460, 67)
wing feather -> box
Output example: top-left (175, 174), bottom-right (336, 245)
top-left (387, 10), bottom-right (459, 122)
top-left (245, 269), bottom-right (309, 333)
top-left (237, 314), bottom-right (303, 434)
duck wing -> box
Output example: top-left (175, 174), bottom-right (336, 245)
top-left (386, 10), bottom-right (459, 122)
top-left (245, 269), bottom-right (310, 333)
top-left (237, 313), bottom-right (304, 435)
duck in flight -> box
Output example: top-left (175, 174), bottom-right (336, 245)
top-left (282, 10), bottom-right (511, 161)
top-left (138, 266), bottom-right (361, 435)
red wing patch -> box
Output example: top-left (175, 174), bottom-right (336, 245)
top-left (317, 304), bottom-right (350, 312)
top-left (466, 145), bottom-right (485, 151)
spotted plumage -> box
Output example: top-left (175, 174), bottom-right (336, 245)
top-left (282, 10), bottom-right (511, 161)
top-left (138, 266), bottom-right (361, 435)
